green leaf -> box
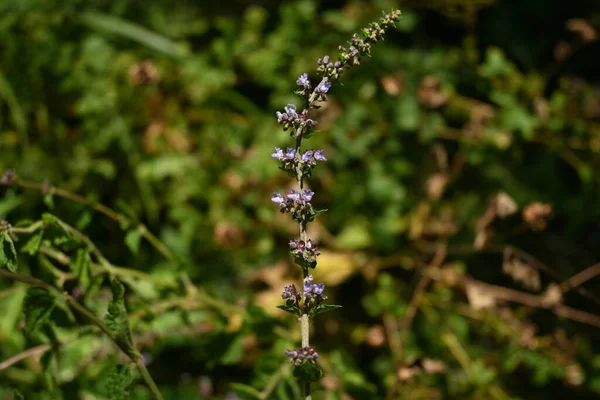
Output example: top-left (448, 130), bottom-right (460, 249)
top-left (220, 334), bottom-right (245, 365)
top-left (102, 364), bottom-right (134, 400)
top-left (308, 209), bottom-right (328, 222)
top-left (230, 383), bottom-right (262, 399)
top-left (124, 229), bottom-right (142, 255)
top-left (21, 231), bottom-right (44, 255)
top-left (293, 363), bottom-right (325, 382)
top-left (76, 210), bottom-right (94, 231)
top-left (0, 230), bottom-right (18, 272)
top-left (13, 390), bottom-right (25, 400)
top-left (79, 12), bottom-right (186, 58)
top-left (40, 350), bottom-right (57, 392)
top-left (309, 304), bottom-right (342, 318)
top-left (69, 249), bottom-right (91, 290)
top-left (277, 304), bottom-right (302, 317)
top-left (43, 193), bottom-right (55, 209)
top-left (105, 279), bottom-right (135, 355)
top-left (23, 288), bottom-right (56, 333)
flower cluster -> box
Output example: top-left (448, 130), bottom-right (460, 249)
top-left (271, 189), bottom-right (315, 222)
top-left (271, 148), bottom-right (326, 177)
top-left (289, 239), bottom-right (321, 266)
top-left (275, 104), bottom-right (317, 134)
top-left (320, 9), bottom-right (402, 82)
top-left (303, 275), bottom-right (326, 300)
top-left (271, 9), bottom-right (401, 381)
top-left (284, 346), bottom-right (319, 365)
top-left (281, 275), bottom-right (327, 314)
top-left (281, 284), bottom-right (302, 307)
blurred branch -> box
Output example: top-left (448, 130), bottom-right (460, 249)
top-left (13, 178), bottom-right (179, 266)
top-left (416, 241), bottom-right (600, 306)
top-left (0, 344), bottom-right (51, 371)
top-left (559, 263), bottom-right (600, 294)
top-left (0, 269), bottom-right (164, 399)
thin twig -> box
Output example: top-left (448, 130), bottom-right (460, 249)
top-left (0, 344), bottom-right (52, 371)
top-left (13, 179), bottom-right (178, 264)
top-left (559, 263), bottom-right (600, 294)
top-left (416, 241), bottom-right (600, 306)
top-left (458, 276), bottom-right (600, 328)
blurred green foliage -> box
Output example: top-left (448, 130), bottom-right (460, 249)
top-left (1, 0), bottom-right (600, 399)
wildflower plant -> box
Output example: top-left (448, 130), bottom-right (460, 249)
top-left (271, 9), bottom-right (402, 398)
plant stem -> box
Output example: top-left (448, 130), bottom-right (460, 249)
top-left (0, 269), bottom-right (164, 400)
top-left (14, 179), bottom-right (178, 264)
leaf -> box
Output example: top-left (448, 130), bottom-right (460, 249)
top-left (277, 304), bottom-right (302, 318)
top-left (79, 12), bottom-right (186, 58)
top-left (220, 334), bottom-right (245, 365)
top-left (69, 249), bottom-right (91, 290)
top-left (43, 193), bottom-right (55, 209)
top-left (0, 230), bottom-right (18, 272)
top-left (40, 350), bottom-right (57, 392)
top-left (23, 288), bottom-right (56, 333)
top-left (293, 363), bottom-right (325, 382)
top-left (102, 364), bottom-right (134, 400)
top-left (308, 208), bottom-right (328, 222)
top-left (76, 210), bottom-right (94, 231)
top-left (230, 383), bottom-right (262, 399)
top-left (0, 70), bottom-right (27, 137)
top-left (21, 231), bottom-right (44, 255)
top-left (124, 229), bottom-right (142, 255)
top-left (309, 304), bottom-right (341, 318)
top-left (105, 279), bottom-right (135, 355)
top-left (13, 390), bottom-right (25, 400)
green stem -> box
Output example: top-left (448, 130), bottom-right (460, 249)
top-left (14, 179), bottom-right (178, 264)
top-left (0, 269), bottom-right (164, 400)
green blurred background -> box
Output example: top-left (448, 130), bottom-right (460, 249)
top-left (1, 0), bottom-right (600, 399)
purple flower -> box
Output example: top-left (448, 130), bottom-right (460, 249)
top-left (284, 104), bottom-right (298, 118)
top-left (314, 283), bottom-right (325, 295)
top-left (271, 192), bottom-right (285, 204)
top-left (272, 147), bottom-right (296, 161)
top-left (303, 275), bottom-right (314, 292)
top-left (302, 189), bottom-right (314, 202)
top-left (286, 189), bottom-right (300, 202)
top-left (303, 275), bottom-right (326, 299)
top-left (315, 80), bottom-right (332, 94)
top-left (314, 150), bottom-right (326, 161)
top-left (289, 239), bottom-right (321, 264)
top-left (271, 148), bottom-right (284, 160)
top-left (296, 73), bottom-right (311, 90)
top-left (285, 346), bottom-right (319, 365)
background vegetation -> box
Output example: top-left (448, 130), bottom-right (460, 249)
top-left (1, 0), bottom-right (600, 399)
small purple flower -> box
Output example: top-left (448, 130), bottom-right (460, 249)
top-left (302, 189), bottom-right (314, 202)
top-left (271, 147), bottom-right (284, 160)
top-left (314, 283), bottom-right (325, 295)
top-left (271, 192), bottom-right (285, 204)
top-left (286, 189), bottom-right (300, 202)
top-left (303, 151), bottom-right (315, 163)
top-left (303, 275), bottom-right (326, 299)
top-left (285, 346), bottom-right (319, 365)
top-left (271, 147), bottom-right (296, 161)
top-left (284, 104), bottom-right (298, 118)
top-left (318, 55), bottom-right (330, 65)
top-left (296, 73), bottom-right (311, 90)
top-left (314, 150), bottom-right (326, 161)
top-left (315, 80), bottom-right (332, 94)
top-left (303, 275), bottom-right (314, 292)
